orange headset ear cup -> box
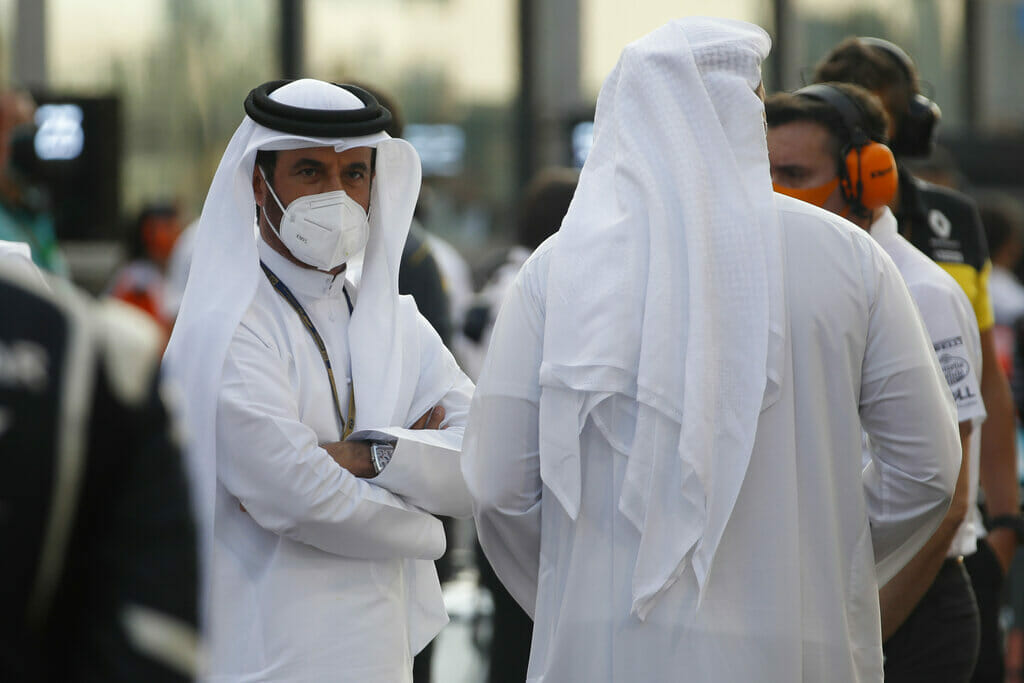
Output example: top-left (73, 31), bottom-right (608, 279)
top-left (843, 141), bottom-right (898, 211)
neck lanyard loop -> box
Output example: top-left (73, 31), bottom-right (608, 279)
top-left (260, 261), bottom-right (356, 439)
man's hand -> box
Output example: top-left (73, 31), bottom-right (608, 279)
top-left (320, 404), bottom-right (446, 479)
top-left (323, 440), bottom-right (376, 478)
top-left (412, 404), bottom-right (446, 430)
top-left (879, 421), bottom-right (972, 640)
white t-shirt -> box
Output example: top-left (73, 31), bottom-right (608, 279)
top-left (868, 207), bottom-right (986, 557)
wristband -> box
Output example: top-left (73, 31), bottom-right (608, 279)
top-left (988, 514), bottom-right (1024, 544)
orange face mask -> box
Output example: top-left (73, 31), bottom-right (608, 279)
top-left (773, 177), bottom-right (839, 209)
top-left (143, 218), bottom-right (181, 264)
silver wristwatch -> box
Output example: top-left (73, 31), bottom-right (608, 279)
top-left (369, 441), bottom-right (396, 475)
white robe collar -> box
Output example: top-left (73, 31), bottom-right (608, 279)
top-left (257, 235), bottom-right (349, 300)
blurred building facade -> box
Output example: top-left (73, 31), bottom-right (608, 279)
top-left (0, 0), bottom-right (1022, 260)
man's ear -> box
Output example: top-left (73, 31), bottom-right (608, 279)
top-left (252, 166), bottom-right (266, 208)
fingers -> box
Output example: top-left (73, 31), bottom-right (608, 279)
top-left (412, 404), bottom-right (446, 430)
top-left (426, 405), bottom-right (445, 430)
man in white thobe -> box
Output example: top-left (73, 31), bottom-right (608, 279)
top-left (766, 82), bottom-right (985, 680)
top-left (461, 18), bottom-right (960, 682)
top-left (163, 79), bottom-right (473, 682)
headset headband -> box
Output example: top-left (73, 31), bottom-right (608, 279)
top-left (854, 38), bottom-right (940, 158)
top-left (858, 37), bottom-right (916, 86)
top-left (794, 83), bottom-right (872, 147)
top-left (244, 80), bottom-right (393, 137)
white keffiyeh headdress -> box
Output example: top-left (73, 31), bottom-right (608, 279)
top-left (538, 17), bottom-right (785, 619)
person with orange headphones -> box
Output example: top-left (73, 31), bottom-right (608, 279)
top-left (814, 40), bottom-right (1019, 683)
top-left (766, 82), bottom-right (985, 681)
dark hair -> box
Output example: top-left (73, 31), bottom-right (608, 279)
top-left (127, 201), bottom-right (179, 258)
top-left (764, 82), bottom-right (890, 158)
top-left (814, 37), bottom-right (918, 97)
top-left (255, 149), bottom-right (277, 181)
top-left (517, 168), bottom-right (579, 249)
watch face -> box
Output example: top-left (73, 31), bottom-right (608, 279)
top-left (371, 442), bottom-right (394, 474)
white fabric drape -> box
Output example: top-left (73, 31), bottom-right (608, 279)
top-left (537, 17), bottom-right (785, 618)
top-left (463, 196), bottom-right (961, 681)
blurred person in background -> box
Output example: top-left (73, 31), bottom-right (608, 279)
top-left (346, 81), bottom-right (454, 348)
top-left (458, 167), bottom-right (578, 383)
top-left (416, 184), bottom-right (476, 352)
top-left (162, 218), bottom-right (200, 326)
top-left (0, 90), bottom-right (66, 276)
top-left (979, 195), bottom-right (1024, 329)
top-left (767, 82), bottom-right (984, 681)
top-left (464, 166), bottom-right (577, 683)
top-left (816, 39), bottom-right (1021, 682)
top-left (902, 144), bottom-right (971, 193)
top-left (163, 78), bottom-right (474, 682)
top-left (0, 251), bottom-right (199, 681)
top-left (463, 18), bottom-right (959, 681)
top-left (107, 201), bottom-right (185, 331)
top-left (978, 194), bottom-right (1024, 387)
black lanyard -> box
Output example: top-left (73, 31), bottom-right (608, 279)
top-left (260, 261), bottom-right (356, 439)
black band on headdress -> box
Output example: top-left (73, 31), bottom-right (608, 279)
top-left (244, 80), bottom-right (392, 137)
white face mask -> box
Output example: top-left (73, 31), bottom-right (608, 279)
top-left (259, 166), bottom-right (370, 271)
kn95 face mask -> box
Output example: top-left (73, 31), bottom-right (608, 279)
top-left (260, 166), bottom-right (370, 271)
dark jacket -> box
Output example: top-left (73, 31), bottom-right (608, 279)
top-left (896, 169), bottom-right (993, 331)
top-left (0, 266), bottom-right (198, 682)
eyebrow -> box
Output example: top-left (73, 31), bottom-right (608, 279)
top-left (289, 158), bottom-right (327, 172)
top-left (287, 159), bottom-right (370, 172)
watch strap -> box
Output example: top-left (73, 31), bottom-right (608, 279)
top-left (988, 514), bottom-right (1024, 544)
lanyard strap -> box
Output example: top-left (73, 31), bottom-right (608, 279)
top-left (260, 261), bottom-right (356, 439)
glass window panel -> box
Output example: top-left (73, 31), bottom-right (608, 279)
top-left (305, 0), bottom-right (518, 249)
top-left (977, 1), bottom-right (1024, 131)
top-left (46, 0), bottom-right (278, 229)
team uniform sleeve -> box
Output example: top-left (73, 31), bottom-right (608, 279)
top-left (216, 321), bottom-right (446, 562)
top-left (911, 280), bottom-right (986, 425)
top-left (858, 247), bottom-right (962, 586)
top-left (974, 260), bottom-right (995, 332)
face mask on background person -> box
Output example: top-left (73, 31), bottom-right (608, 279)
top-left (259, 166), bottom-right (370, 271)
top-left (772, 177), bottom-right (839, 209)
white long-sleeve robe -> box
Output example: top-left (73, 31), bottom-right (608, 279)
top-left (463, 195), bottom-right (961, 682)
top-left (208, 238), bottom-right (473, 682)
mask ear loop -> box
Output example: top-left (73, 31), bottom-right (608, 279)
top-left (258, 165), bottom-right (289, 232)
